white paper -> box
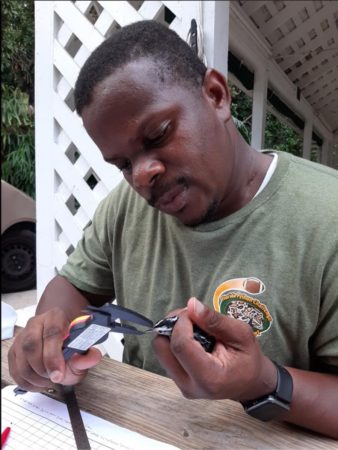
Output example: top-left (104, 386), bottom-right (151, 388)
top-left (1, 302), bottom-right (17, 340)
top-left (1, 385), bottom-right (180, 450)
top-left (15, 304), bottom-right (37, 328)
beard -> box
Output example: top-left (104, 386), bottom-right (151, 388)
top-left (196, 199), bottom-right (219, 225)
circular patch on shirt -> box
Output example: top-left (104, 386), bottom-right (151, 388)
top-left (213, 277), bottom-right (272, 336)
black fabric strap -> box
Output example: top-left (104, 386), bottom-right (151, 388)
top-left (62, 385), bottom-right (91, 450)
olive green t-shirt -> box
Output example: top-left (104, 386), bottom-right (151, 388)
top-left (59, 151), bottom-right (338, 376)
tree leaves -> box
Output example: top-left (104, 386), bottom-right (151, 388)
top-left (1, 0), bottom-right (35, 197)
top-left (1, 0), bottom-right (34, 93)
top-left (230, 81), bottom-right (303, 156)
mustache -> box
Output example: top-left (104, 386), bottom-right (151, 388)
top-left (148, 177), bottom-right (188, 207)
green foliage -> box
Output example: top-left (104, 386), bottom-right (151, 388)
top-left (230, 81), bottom-right (304, 156)
top-left (310, 144), bottom-right (320, 162)
top-left (1, 0), bottom-right (35, 197)
top-left (232, 116), bottom-right (251, 144)
top-left (1, 85), bottom-right (35, 197)
top-left (264, 112), bottom-right (302, 157)
top-left (1, 0), bottom-right (34, 91)
top-left (230, 84), bottom-right (252, 144)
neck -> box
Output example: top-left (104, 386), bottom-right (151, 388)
top-left (218, 140), bottom-right (273, 218)
top-left (244, 148), bottom-right (272, 202)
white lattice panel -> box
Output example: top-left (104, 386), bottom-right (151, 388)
top-left (35, 0), bottom-right (209, 296)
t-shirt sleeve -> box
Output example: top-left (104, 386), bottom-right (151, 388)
top-left (311, 246), bottom-right (338, 373)
top-left (59, 196), bottom-right (115, 297)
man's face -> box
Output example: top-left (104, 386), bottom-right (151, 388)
top-left (82, 59), bottom-right (234, 226)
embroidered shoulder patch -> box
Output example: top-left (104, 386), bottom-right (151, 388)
top-left (213, 277), bottom-right (272, 336)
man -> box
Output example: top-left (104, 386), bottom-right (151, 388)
top-left (8, 20), bottom-right (338, 438)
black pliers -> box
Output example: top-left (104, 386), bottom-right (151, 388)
top-left (62, 303), bottom-right (154, 360)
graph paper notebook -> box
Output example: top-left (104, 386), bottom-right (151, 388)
top-left (1, 385), bottom-right (180, 450)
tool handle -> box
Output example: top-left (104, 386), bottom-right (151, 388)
top-left (193, 325), bottom-right (215, 353)
top-left (153, 316), bottom-right (215, 353)
top-left (62, 347), bottom-right (88, 361)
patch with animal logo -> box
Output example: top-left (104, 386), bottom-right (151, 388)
top-left (213, 277), bottom-right (272, 336)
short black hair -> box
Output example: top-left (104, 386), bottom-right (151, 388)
top-left (74, 20), bottom-right (207, 115)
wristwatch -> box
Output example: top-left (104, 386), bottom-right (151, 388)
top-left (241, 362), bottom-right (293, 422)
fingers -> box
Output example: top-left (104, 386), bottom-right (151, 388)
top-left (153, 311), bottom-right (224, 398)
top-left (168, 311), bottom-right (225, 390)
top-left (151, 305), bottom-right (190, 385)
top-left (8, 309), bottom-right (69, 391)
top-left (41, 309), bottom-right (69, 383)
top-left (8, 345), bottom-right (54, 392)
top-left (69, 347), bottom-right (103, 371)
top-left (63, 347), bottom-right (103, 385)
top-left (8, 307), bottom-right (104, 392)
top-left (152, 335), bottom-right (190, 386)
top-left (9, 320), bottom-right (57, 391)
top-left (187, 297), bottom-right (254, 348)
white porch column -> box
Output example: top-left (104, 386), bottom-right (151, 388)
top-left (35, 1), bottom-right (56, 298)
top-left (321, 139), bottom-right (329, 166)
top-left (303, 119), bottom-right (313, 160)
top-left (202, 1), bottom-right (229, 76)
top-left (251, 66), bottom-right (268, 150)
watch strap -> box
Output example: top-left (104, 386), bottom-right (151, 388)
top-left (241, 362), bottom-right (293, 421)
top-left (274, 363), bottom-right (293, 403)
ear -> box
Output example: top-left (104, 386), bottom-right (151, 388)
top-left (202, 69), bottom-right (232, 123)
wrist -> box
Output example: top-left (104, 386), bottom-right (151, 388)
top-left (240, 357), bottom-right (278, 403)
top-left (257, 356), bottom-right (279, 398)
top-left (240, 361), bottom-right (293, 422)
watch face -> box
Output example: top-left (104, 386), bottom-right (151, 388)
top-left (245, 396), bottom-right (290, 422)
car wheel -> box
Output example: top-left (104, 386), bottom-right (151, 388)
top-left (1, 229), bottom-right (36, 293)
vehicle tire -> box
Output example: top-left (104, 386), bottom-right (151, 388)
top-left (1, 229), bottom-right (36, 293)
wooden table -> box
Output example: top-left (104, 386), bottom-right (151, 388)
top-left (2, 328), bottom-right (336, 450)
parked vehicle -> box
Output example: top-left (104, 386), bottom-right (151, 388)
top-left (1, 180), bottom-right (36, 293)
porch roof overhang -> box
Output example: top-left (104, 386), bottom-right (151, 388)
top-left (228, 1), bottom-right (338, 146)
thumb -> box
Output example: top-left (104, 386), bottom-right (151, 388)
top-left (62, 347), bottom-right (103, 385)
top-left (68, 347), bottom-right (103, 372)
top-left (187, 297), bottom-right (253, 346)
top-left (49, 348), bottom-right (103, 384)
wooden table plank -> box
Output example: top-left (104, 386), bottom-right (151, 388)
top-left (2, 328), bottom-right (336, 449)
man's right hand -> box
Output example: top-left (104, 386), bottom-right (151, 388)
top-left (8, 307), bottom-right (102, 392)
